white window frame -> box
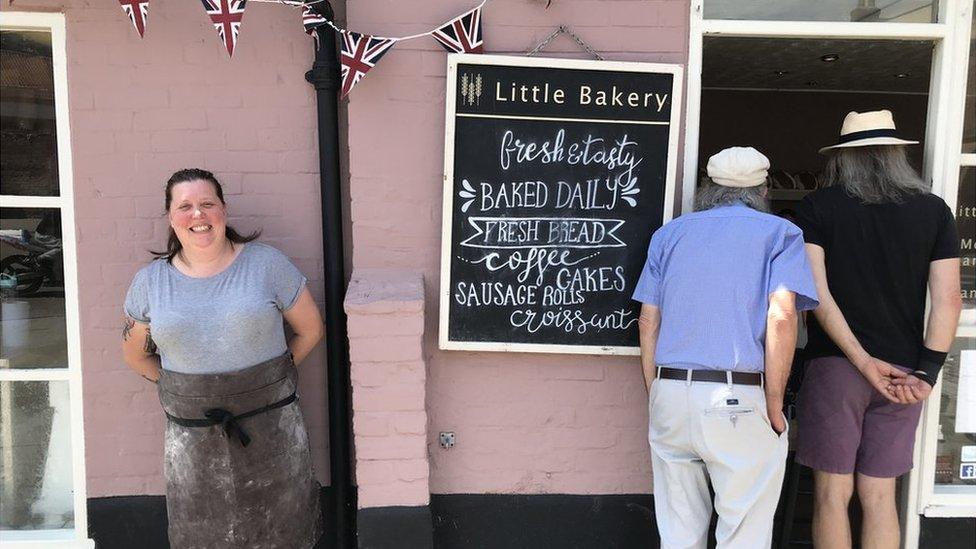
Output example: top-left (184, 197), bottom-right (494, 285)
top-left (684, 0), bottom-right (976, 545)
top-left (0, 11), bottom-right (93, 549)
top-left (907, 0), bottom-right (976, 527)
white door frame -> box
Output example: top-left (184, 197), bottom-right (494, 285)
top-left (0, 11), bottom-right (93, 549)
top-left (683, 1), bottom-right (976, 546)
top-left (908, 0), bottom-right (976, 526)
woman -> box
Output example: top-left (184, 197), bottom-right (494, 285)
top-left (794, 110), bottom-right (961, 549)
top-left (121, 168), bottom-right (325, 549)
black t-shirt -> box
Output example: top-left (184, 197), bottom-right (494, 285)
top-left (794, 185), bottom-right (959, 368)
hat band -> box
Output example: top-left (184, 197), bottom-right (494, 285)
top-left (836, 128), bottom-right (898, 144)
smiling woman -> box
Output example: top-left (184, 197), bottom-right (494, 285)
top-left (152, 168), bottom-right (260, 268)
top-left (119, 168), bottom-right (327, 548)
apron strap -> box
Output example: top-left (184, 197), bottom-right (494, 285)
top-left (165, 392), bottom-right (298, 448)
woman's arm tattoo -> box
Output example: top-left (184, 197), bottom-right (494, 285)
top-left (144, 326), bottom-right (158, 355)
top-left (122, 317), bottom-right (134, 341)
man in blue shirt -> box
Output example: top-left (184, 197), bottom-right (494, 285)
top-left (633, 147), bottom-right (818, 549)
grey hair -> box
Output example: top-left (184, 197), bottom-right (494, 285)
top-left (693, 178), bottom-right (770, 212)
top-left (822, 145), bottom-right (929, 204)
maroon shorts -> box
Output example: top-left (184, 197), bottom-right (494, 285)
top-left (795, 356), bottom-right (923, 478)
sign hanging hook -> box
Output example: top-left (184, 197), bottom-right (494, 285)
top-left (526, 25), bottom-right (604, 61)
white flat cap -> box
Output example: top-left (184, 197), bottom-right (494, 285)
top-left (706, 146), bottom-right (770, 188)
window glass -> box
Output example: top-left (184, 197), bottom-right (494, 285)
top-left (0, 380), bottom-right (75, 530)
top-left (964, 13), bottom-right (975, 153)
top-left (704, 1), bottom-right (939, 23)
top-left (0, 207), bottom-right (67, 369)
top-left (960, 167), bottom-right (975, 321)
top-left (935, 337), bottom-right (976, 491)
top-left (0, 29), bottom-right (59, 197)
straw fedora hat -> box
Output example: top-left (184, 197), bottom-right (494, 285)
top-left (818, 109), bottom-right (919, 154)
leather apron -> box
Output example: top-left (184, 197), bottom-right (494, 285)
top-left (157, 353), bottom-right (323, 549)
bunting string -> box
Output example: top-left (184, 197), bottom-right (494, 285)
top-left (288, 0), bottom-right (487, 43)
top-left (298, 0), bottom-right (487, 97)
top-left (113, 0), bottom-right (493, 97)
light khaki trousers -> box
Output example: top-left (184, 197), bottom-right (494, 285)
top-left (648, 376), bottom-right (789, 549)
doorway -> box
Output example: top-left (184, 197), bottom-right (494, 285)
top-left (695, 35), bottom-right (935, 546)
top-left (698, 37), bottom-right (932, 213)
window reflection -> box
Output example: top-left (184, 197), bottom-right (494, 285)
top-left (960, 167), bottom-right (975, 322)
top-left (0, 380), bottom-right (74, 530)
top-left (964, 14), bottom-right (975, 154)
top-left (936, 338), bottom-right (976, 489)
top-left (704, 1), bottom-right (939, 23)
top-left (0, 208), bottom-right (67, 370)
top-left (0, 30), bottom-right (59, 197)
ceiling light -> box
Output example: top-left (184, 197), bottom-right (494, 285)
top-left (820, 54), bottom-right (840, 62)
top-left (895, 72), bottom-right (910, 78)
top-left (773, 70), bottom-right (789, 76)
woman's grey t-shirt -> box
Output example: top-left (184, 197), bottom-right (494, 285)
top-left (124, 242), bottom-right (306, 373)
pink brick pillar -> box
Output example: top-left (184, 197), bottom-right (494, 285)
top-left (344, 269), bottom-right (430, 510)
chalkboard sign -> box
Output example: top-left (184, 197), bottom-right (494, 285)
top-left (439, 54), bottom-right (682, 354)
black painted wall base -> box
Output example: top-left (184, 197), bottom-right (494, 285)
top-left (432, 494), bottom-right (656, 549)
top-left (357, 505), bottom-right (433, 549)
top-left (88, 494), bottom-right (169, 549)
top-left (429, 494), bottom-right (974, 549)
top-left (86, 490), bottom-right (974, 549)
top-left (87, 486), bottom-right (337, 549)
top-left (920, 516), bottom-right (976, 547)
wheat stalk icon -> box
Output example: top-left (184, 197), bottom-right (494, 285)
top-left (466, 78), bottom-right (476, 105)
top-left (460, 74), bottom-right (470, 105)
top-left (474, 74), bottom-right (483, 105)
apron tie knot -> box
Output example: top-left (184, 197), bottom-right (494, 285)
top-left (205, 408), bottom-right (252, 447)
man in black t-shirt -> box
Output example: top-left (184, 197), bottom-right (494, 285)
top-left (793, 110), bottom-right (962, 549)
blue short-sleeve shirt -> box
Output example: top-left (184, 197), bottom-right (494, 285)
top-left (632, 203), bottom-right (818, 372)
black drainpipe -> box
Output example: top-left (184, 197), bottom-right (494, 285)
top-left (305, 2), bottom-right (354, 547)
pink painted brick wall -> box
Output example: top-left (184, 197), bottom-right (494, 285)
top-left (3, 0), bottom-right (340, 496)
top-left (345, 270), bottom-right (430, 508)
top-left (345, 1), bottom-right (689, 495)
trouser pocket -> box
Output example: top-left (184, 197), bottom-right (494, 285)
top-left (704, 405), bottom-right (757, 426)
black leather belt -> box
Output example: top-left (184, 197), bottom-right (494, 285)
top-left (658, 367), bottom-right (763, 386)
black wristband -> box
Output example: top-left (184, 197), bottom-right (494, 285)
top-left (910, 370), bottom-right (934, 386)
top-left (913, 347), bottom-right (948, 387)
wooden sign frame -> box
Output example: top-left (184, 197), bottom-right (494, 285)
top-left (439, 53), bottom-right (683, 355)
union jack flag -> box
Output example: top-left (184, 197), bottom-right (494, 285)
top-left (340, 31), bottom-right (397, 98)
top-left (302, 5), bottom-right (328, 36)
top-left (201, 0), bottom-right (248, 57)
top-left (119, 0), bottom-right (150, 38)
top-left (431, 2), bottom-right (484, 54)
top-left (302, 4), bottom-right (328, 48)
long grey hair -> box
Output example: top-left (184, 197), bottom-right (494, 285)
top-left (693, 178), bottom-right (769, 212)
top-left (822, 145), bottom-right (929, 203)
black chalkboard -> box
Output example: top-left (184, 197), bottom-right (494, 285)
top-left (439, 54), bottom-right (682, 354)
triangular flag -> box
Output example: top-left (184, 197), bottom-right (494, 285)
top-left (431, 2), bottom-right (484, 54)
top-left (119, 0), bottom-right (150, 38)
top-left (302, 4), bottom-right (328, 49)
top-left (339, 31), bottom-right (397, 98)
top-left (302, 4), bottom-right (328, 36)
top-left (201, 0), bottom-right (248, 57)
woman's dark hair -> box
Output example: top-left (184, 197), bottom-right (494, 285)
top-left (151, 168), bottom-right (260, 262)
